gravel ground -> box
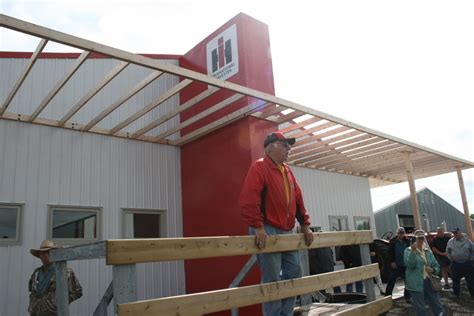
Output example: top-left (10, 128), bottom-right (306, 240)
top-left (386, 280), bottom-right (474, 316)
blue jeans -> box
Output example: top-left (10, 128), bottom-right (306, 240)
top-left (408, 279), bottom-right (444, 316)
top-left (346, 281), bottom-right (363, 293)
top-left (250, 224), bottom-right (302, 316)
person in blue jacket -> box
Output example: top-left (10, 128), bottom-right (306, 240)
top-left (404, 229), bottom-right (445, 316)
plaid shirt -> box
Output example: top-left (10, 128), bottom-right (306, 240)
top-left (28, 265), bottom-right (82, 315)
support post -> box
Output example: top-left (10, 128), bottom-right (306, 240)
top-left (93, 281), bottom-right (114, 316)
top-left (113, 265), bottom-right (137, 314)
top-left (299, 249), bottom-right (312, 306)
top-left (405, 152), bottom-right (421, 230)
top-left (56, 261), bottom-right (69, 316)
top-left (230, 255), bottom-right (257, 316)
top-left (456, 167), bottom-right (473, 241)
top-left (360, 244), bottom-right (376, 302)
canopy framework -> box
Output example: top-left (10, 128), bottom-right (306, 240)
top-left (1, 14), bottom-right (472, 189)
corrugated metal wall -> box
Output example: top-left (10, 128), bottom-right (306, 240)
top-left (374, 188), bottom-right (472, 236)
top-left (0, 57), bottom-right (180, 138)
top-left (0, 117), bottom-right (184, 314)
top-left (292, 166), bottom-right (376, 236)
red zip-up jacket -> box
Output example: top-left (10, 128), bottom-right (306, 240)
top-left (239, 155), bottom-right (311, 231)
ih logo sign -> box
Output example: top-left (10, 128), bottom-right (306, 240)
top-left (206, 24), bottom-right (239, 80)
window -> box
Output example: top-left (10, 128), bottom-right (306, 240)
top-left (122, 209), bottom-right (166, 238)
top-left (329, 215), bottom-right (349, 232)
top-left (48, 206), bottom-right (100, 243)
top-left (329, 215), bottom-right (349, 261)
top-left (354, 216), bottom-right (371, 230)
top-left (0, 203), bottom-right (22, 244)
top-left (398, 214), bottom-right (415, 232)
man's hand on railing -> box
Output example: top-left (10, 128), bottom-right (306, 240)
top-left (301, 225), bottom-right (314, 246)
top-left (255, 227), bottom-right (268, 249)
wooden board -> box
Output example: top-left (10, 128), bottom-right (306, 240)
top-left (106, 231), bottom-right (373, 265)
top-left (117, 264), bottom-right (379, 316)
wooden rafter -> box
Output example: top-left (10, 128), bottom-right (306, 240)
top-left (1, 14), bottom-right (472, 188)
top-left (171, 100), bottom-right (271, 146)
top-left (131, 87), bottom-right (219, 139)
top-left (30, 50), bottom-right (90, 121)
top-left (0, 38), bottom-right (48, 115)
top-left (109, 79), bottom-right (192, 135)
top-left (290, 131), bottom-right (366, 156)
top-left (279, 116), bottom-right (322, 134)
top-left (58, 61), bottom-right (129, 126)
top-left (152, 94), bottom-right (245, 142)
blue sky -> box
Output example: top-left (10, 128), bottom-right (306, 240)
top-left (1, 0), bottom-right (473, 214)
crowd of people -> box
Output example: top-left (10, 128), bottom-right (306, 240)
top-left (383, 226), bottom-right (474, 316)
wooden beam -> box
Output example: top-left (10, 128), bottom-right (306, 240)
top-left (58, 61), bottom-right (129, 126)
top-left (106, 231), bottom-right (373, 265)
top-left (0, 111), bottom-right (157, 143)
top-left (292, 121), bottom-right (336, 138)
top-left (253, 104), bottom-right (285, 119)
top-left (290, 131), bottom-right (367, 156)
top-left (131, 86), bottom-right (219, 139)
top-left (293, 138), bottom-right (389, 166)
top-left (83, 70), bottom-right (164, 131)
top-left (49, 241), bottom-right (106, 261)
top-left (30, 50), bottom-right (90, 121)
top-left (279, 116), bottom-right (321, 134)
top-left (456, 166), bottom-right (473, 241)
top-left (1, 14), bottom-right (473, 168)
top-left (275, 110), bottom-right (304, 124)
top-left (320, 145), bottom-right (407, 170)
top-left (307, 144), bottom-right (406, 169)
top-left (370, 157), bottom-right (455, 178)
top-left (0, 38), bottom-right (48, 115)
top-left (405, 152), bottom-right (422, 229)
top-left (56, 261), bottom-right (69, 316)
top-left (332, 296), bottom-right (393, 316)
top-left (117, 264), bottom-right (379, 316)
top-left (151, 93), bottom-right (244, 142)
top-left (336, 150), bottom-right (430, 175)
top-left (171, 101), bottom-right (271, 146)
top-left (109, 79), bottom-right (192, 134)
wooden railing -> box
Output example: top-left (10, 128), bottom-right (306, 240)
top-left (50, 231), bottom-right (392, 316)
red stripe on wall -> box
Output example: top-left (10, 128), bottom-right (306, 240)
top-left (0, 51), bottom-right (182, 59)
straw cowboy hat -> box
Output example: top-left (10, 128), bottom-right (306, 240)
top-left (30, 240), bottom-right (58, 258)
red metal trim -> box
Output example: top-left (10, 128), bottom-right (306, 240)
top-left (0, 51), bottom-right (182, 59)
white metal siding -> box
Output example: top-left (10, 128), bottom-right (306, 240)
top-left (292, 166), bottom-right (376, 236)
top-left (0, 120), bottom-right (184, 316)
top-left (0, 58), bottom-right (180, 138)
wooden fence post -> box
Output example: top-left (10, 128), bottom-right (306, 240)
top-left (359, 244), bottom-right (376, 302)
top-left (113, 265), bottom-right (137, 314)
top-left (56, 261), bottom-right (69, 316)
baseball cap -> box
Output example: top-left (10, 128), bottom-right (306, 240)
top-left (264, 132), bottom-right (296, 148)
top-left (414, 229), bottom-right (426, 238)
top-left (451, 227), bottom-right (461, 234)
top-left (396, 227), bottom-right (406, 234)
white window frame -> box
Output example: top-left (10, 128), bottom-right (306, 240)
top-left (0, 203), bottom-right (23, 245)
top-left (329, 215), bottom-right (349, 232)
top-left (122, 208), bottom-right (167, 239)
top-left (48, 205), bottom-right (101, 244)
top-left (353, 216), bottom-right (371, 230)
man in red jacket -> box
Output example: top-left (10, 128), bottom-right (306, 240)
top-left (239, 131), bottom-right (314, 316)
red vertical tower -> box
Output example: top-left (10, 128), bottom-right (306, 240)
top-left (179, 13), bottom-right (278, 315)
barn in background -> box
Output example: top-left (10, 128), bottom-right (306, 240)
top-left (375, 187), bottom-right (474, 236)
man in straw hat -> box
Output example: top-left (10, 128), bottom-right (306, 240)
top-left (28, 240), bottom-right (82, 315)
